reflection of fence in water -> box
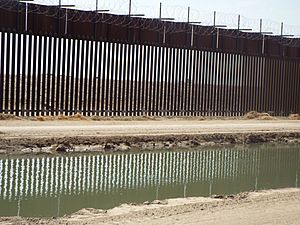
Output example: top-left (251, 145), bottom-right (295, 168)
top-left (0, 149), bottom-right (261, 200)
top-left (0, 147), bottom-right (299, 201)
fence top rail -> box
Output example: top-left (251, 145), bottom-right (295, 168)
top-left (0, 0), bottom-right (299, 58)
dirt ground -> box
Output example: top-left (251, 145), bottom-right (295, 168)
top-left (1, 188), bottom-right (299, 225)
top-left (0, 119), bottom-right (300, 224)
top-left (1, 119), bottom-right (300, 138)
top-left (1, 119), bottom-right (300, 154)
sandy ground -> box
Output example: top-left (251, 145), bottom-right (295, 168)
top-left (1, 119), bottom-right (300, 153)
top-left (1, 119), bottom-right (300, 138)
top-left (1, 188), bottom-right (299, 225)
top-left (0, 120), bottom-right (300, 224)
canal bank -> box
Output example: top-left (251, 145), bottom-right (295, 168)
top-left (0, 119), bottom-right (300, 223)
top-left (1, 188), bottom-right (300, 225)
top-left (1, 119), bottom-right (300, 154)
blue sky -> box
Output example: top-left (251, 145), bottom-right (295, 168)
top-left (34, 0), bottom-right (300, 35)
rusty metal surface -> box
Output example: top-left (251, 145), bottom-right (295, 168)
top-left (0, 1), bottom-right (300, 117)
top-left (1, 1), bottom-right (298, 58)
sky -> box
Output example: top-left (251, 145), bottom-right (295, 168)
top-left (33, 0), bottom-right (300, 36)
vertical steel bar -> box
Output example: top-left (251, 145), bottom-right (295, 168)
top-left (196, 50), bottom-right (202, 116)
top-left (153, 46), bottom-right (158, 116)
top-left (286, 60), bottom-right (292, 114)
top-left (114, 43), bottom-right (119, 116)
top-left (10, 32), bottom-right (16, 115)
top-left (273, 59), bottom-right (280, 115)
top-left (191, 49), bottom-right (198, 116)
top-left (96, 41), bottom-right (102, 115)
top-left (5, 33), bottom-right (11, 114)
top-left (267, 58), bottom-right (273, 113)
top-left (171, 48), bottom-right (177, 116)
top-left (121, 44), bottom-right (127, 116)
top-left (79, 39), bottom-right (85, 114)
top-left (65, 37), bottom-right (71, 115)
top-left (101, 42), bottom-right (107, 116)
top-left (228, 54), bottom-right (233, 116)
top-left (55, 37), bottom-right (62, 115)
top-left (184, 48), bottom-right (190, 116)
top-left (129, 44), bottom-right (135, 116)
top-left (258, 57), bottom-right (264, 114)
top-left (182, 49), bottom-right (187, 116)
top-left (177, 49), bottom-right (183, 116)
top-left (92, 41), bottom-right (98, 115)
top-left (213, 52), bottom-right (219, 116)
top-left (254, 56), bottom-right (259, 113)
top-left (164, 47), bottom-right (169, 116)
top-left (292, 61), bottom-right (299, 113)
top-left (105, 42), bottom-right (111, 116)
top-left (188, 48), bottom-right (194, 116)
top-left (207, 51), bottom-right (213, 116)
top-left (217, 52), bottom-right (223, 116)
top-left (36, 35), bottom-right (43, 116)
top-left (16, 33), bottom-right (22, 116)
top-left (69, 38), bottom-right (76, 116)
top-left (141, 44), bottom-right (147, 116)
top-left (31, 35), bottom-right (37, 116)
top-left (125, 44), bottom-right (131, 116)
top-left (268, 59), bottom-right (276, 112)
top-left (83, 40), bottom-right (90, 116)
top-left (133, 44), bottom-right (139, 116)
top-left (241, 55), bottom-right (247, 115)
top-left (159, 46), bottom-right (165, 116)
top-left (137, 44), bottom-right (142, 116)
top-left (50, 37), bottom-right (57, 116)
top-left (42, 36), bottom-right (48, 116)
top-left (74, 39), bottom-right (81, 114)
top-left (26, 34), bottom-right (32, 116)
top-left (201, 51), bottom-right (208, 116)
top-left (145, 45), bottom-right (152, 116)
top-left (109, 43), bottom-right (115, 116)
top-left (234, 54), bottom-right (240, 116)
top-left (288, 60), bottom-right (294, 114)
top-left (117, 43), bottom-right (123, 116)
top-left (219, 53), bottom-right (226, 116)
top-left (87, 40), bottom-right (94, 116)
top-left (231, 53), bottom-right (236, 116)
top-left (244, 56), bottom-right (250, 113)
top-left (0, 32), bottom-right (4, 113)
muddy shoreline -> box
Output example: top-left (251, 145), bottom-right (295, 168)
top-left (1, 188), bottom-right (300, 225)
top-left (1, 119), bottom-right (300, 154)
top-left (1, 131), bottom-right (300, 154)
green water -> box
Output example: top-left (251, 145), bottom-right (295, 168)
top-left (0, 144), bottom-right (299, 217)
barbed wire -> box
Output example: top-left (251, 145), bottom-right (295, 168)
top-left (0, 0), bottom-right (300, 47)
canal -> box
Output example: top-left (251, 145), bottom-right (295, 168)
top-left (0, 144), bottom-right (299, 217)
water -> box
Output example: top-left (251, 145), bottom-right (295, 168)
top-left (0, 144), bottom-right (299, 217)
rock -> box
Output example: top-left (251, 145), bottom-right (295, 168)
top-left (245, 134), bottom-right (266, 144)
top-left (212, 194), bottom-right (225, 199)
top-left (55, 144), bottom-right (74, 153)
top-left (152, 200), bottom-right (167, 205)
top-left (55, 144), bottom-right (68, 152)
top-left (154, 142), bottom-right (165, 149)
top-left (116, 143), bottom-right (131, 151)
top-left (104, 143), bottom-right (116, 150)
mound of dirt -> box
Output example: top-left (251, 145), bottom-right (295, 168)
top-left (0, 113), bottom-right (20, 120)
top-left (288, 114), bottom-right (300, 120)
top-left (244, 111), bottom-right (276, 120)
top-left (33, 113), bottom-right (87, 121)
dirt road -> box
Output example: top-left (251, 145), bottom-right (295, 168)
top-left (1, 119), bottom-right (300, 138)
top-left (1, 188), bottom-right (299, 225)
top-left (1, 119), bottom-right (300, 153)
